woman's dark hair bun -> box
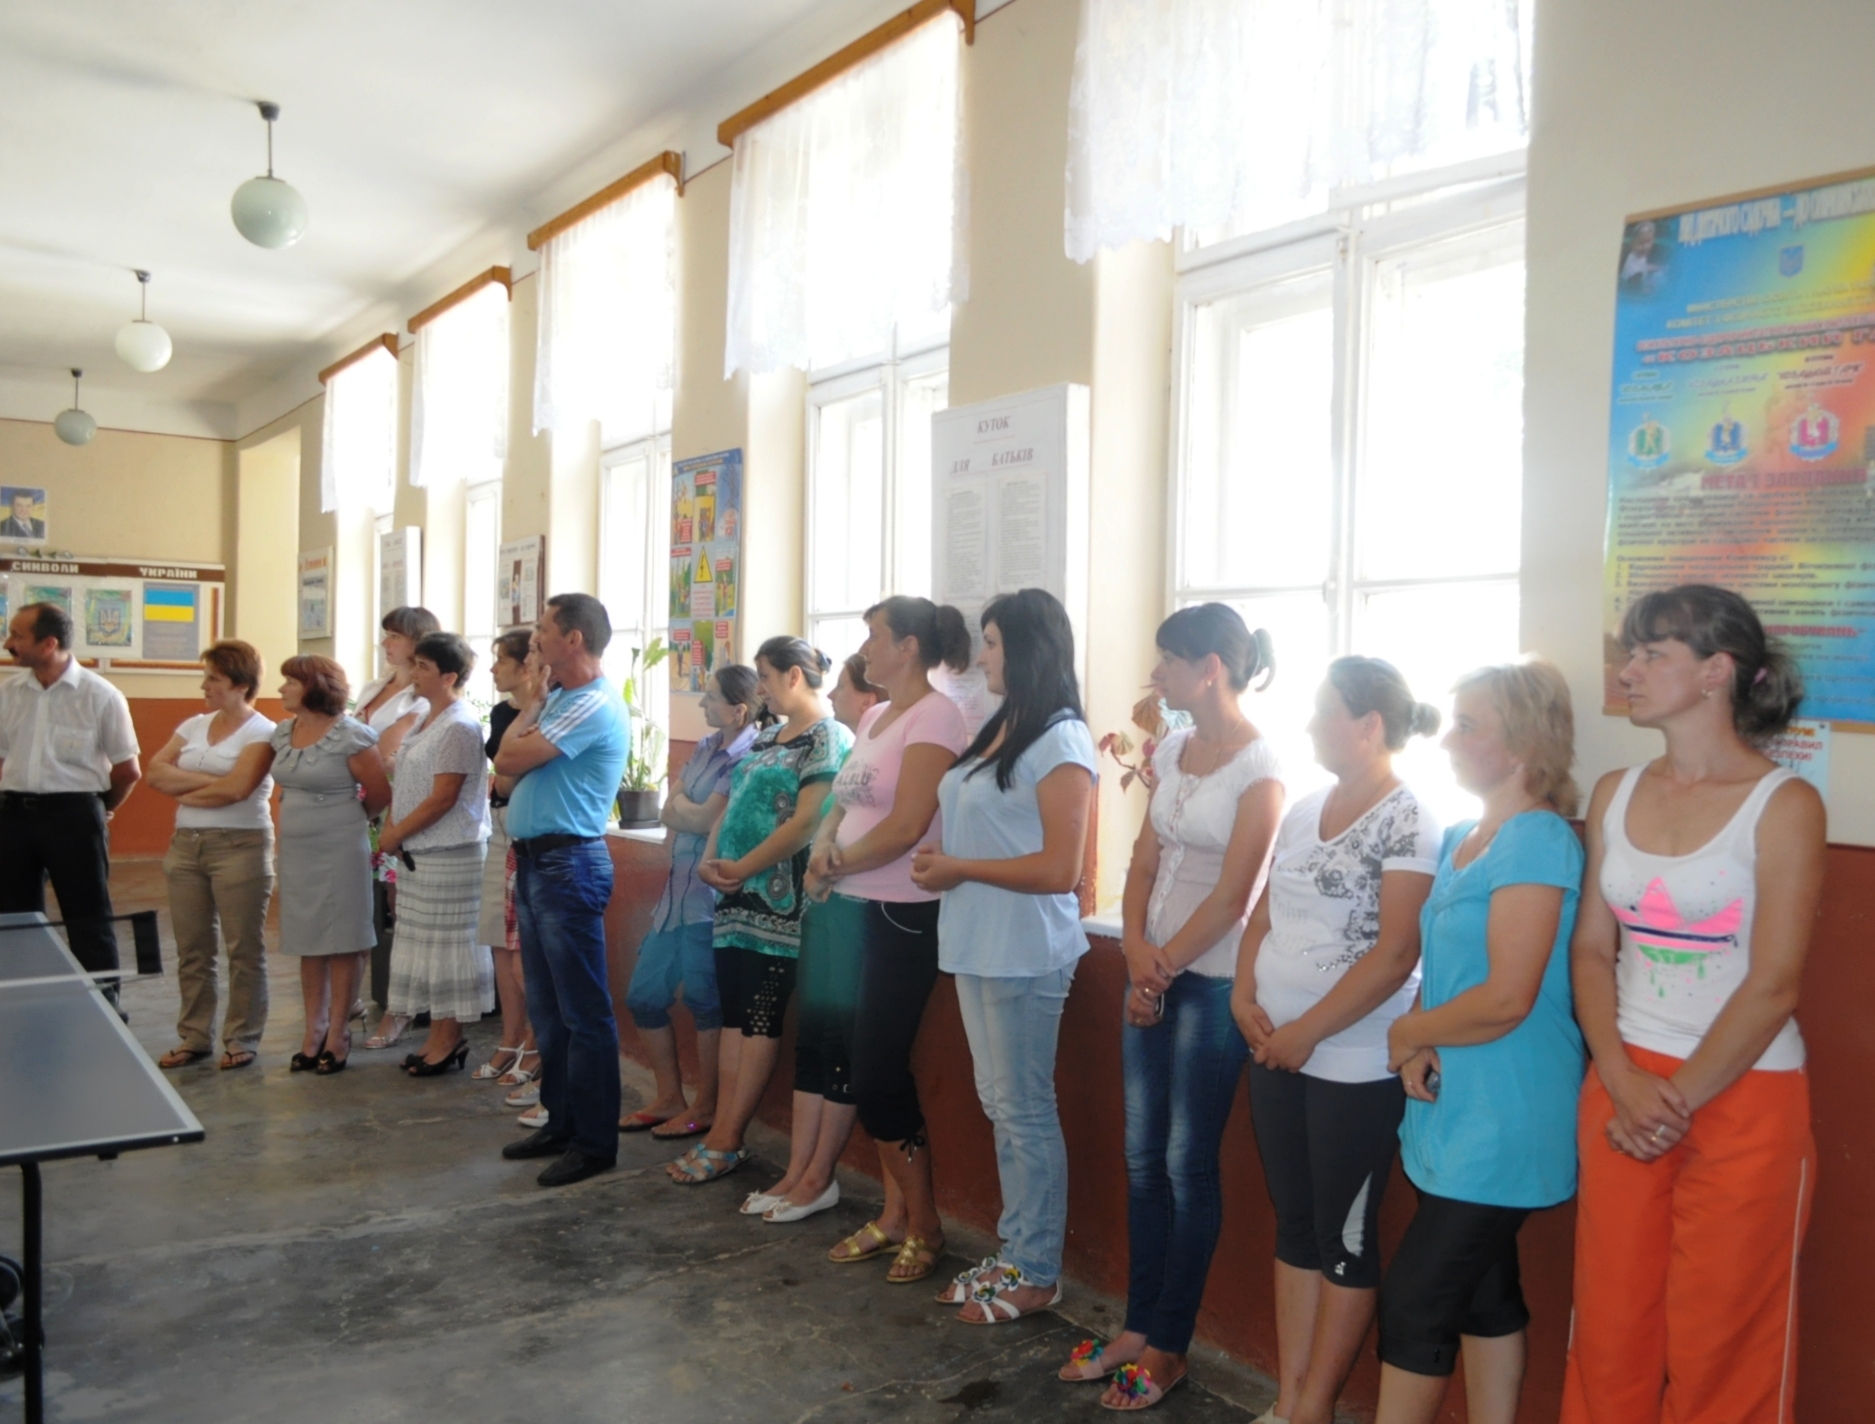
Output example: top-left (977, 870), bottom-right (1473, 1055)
top-left (865, 596), bottom-right (974, 674)
top-left (1408, 701), bottom-right (1442, 739)
top-left (755, 635), bottom-right (832, 690)
top-left (1154, 603), bottom-right (1273, 692)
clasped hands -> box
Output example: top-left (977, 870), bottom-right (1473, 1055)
top-left (1600, 1060), bottom-right (1691, 1160)
top-left (1228, 976), bottom-right (1322, 1073)
top-left (804, 842), bottom-right (846, 903)
top-left (698, 856), bottom-right (749, 894)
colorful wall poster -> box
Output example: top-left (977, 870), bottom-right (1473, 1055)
top-left (298, 548), bottom-right (332, 638)
top-left (142, 583), bottom-right (201, 661)
top-left (22, 583), bottom-right (71, 613)
top-left (669, 449), bottom-right (742, 694)
top-left (83, 586), bottom-right (135, 650)
top-left (498, 535), bottom-right (544, 629)
top-left (1603, 167), bottom-right (1875, 725)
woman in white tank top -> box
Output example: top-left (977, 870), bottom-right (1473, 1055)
top-left (1564, 585), bottom-right (1824, 1424)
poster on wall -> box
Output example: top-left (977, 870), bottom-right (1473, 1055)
top-left (499, 535), bottom-right (544, 629)
top-left (1602, 166), bottom-right (1875, 726)
top-left (0, 486), bottom-right (48, 543)
top-left (378, 526), bottom-right (421, 617)
top-left (298, 548), bottom-right (333, 638)
top-left (930, 384), bottom-right (1091, 733)
top-left (1, 554), bottom-right (222, 668)
top-left (669, 449), bottom-right (742, 694)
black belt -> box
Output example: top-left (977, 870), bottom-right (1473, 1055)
top-left (512, 833), bottom-right (601, 857)
top-left (1, 791), bottom-right (105, 809)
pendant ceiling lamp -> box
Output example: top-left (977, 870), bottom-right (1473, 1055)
top-left (53, 369), bottom-right (97, 446)
top-left (231, 100), bottom-right (310, 249)
top-left (114, 269), bottom-right (173, 372)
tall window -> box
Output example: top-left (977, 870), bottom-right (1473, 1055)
top-left (805, 339), bottom-right (949, 661)
top-left (600, 434), bottom-right (673, 730)
top-left (462, 481), bottom-right (503, 703)
top-left (1173, 166), bottom-right (1526, 817)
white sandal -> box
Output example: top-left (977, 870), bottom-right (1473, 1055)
top-left (497, 1049), bottom-right (540, 1088)
top-left (934, 1254), bottom-right (1007, 1306)
top-left (957, 1265), bottom-right (1064, 1325)
top-left (473, 1045), bottom-right (523, 1081)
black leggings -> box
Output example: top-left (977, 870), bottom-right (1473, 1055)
top-left (1247, 1063), bottom-right (1404, 1289)
top-left (714, 945), bottom-right (797, 1039)
top-left (1377, 1189), bottom-right (1532, 1377)
top-left (793, 895), bottom-right (940, 1144)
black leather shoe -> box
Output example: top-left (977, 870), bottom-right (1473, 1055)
top-left (502, 1127), bottom-right (572, 1161)
top-left (537, 1150), bottom-right (616, 1188)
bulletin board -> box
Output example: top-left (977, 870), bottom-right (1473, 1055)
top-left (2, 554), bottom-right (224, 670)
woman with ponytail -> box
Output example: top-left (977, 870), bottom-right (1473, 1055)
top-left (666, 638), bottom-right (852, 1185)
top-left (1229, 657), bottom-right (1444, 1424)
top-left (1563, 585), bottom-right (1821, 1424)
top-left (752, 599), bottom-right (973, 1281)
top-left (912, 589), bottom-right (1098, 1326)
top-left (1059, 605), bottom-right (1285, 1408)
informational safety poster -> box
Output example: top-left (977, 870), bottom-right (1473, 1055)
top-left (499, 535), bottom-right (544, 629)
top-left (2, 554), bottom-right (222, 668)
top-left (298, 548), bottom-right (332, 638)
top-left (1603, 166), bottom-right (1875, 725)
top-left (378, 526), bottom-right (421, 619)
top-left (669, 448), bottom-right (742, 694)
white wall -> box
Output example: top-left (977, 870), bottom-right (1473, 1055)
top-left (1523, 0), bottom-right (1875, 843)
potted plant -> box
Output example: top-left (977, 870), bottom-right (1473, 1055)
top-left (616, 638), bottom-right (670, 828)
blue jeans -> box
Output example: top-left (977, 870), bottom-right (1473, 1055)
top-left (625, 921), bottom-right (721, 1031)
top-left (954, 963), bottom-right (1076, 1285)
top-left (514, 841), bottom-right (619, 1160)
top-left (1122, 971), bottom-right (1248, 1353)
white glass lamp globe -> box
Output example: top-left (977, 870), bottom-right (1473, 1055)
top-left (231, 175), bottom-right (310, 249)
top-left (54, 407), bottom-right (97, 446)
top-left (115, 319), bottom-right (173, 372)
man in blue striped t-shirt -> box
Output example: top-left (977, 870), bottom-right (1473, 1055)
top-left (493, 592), bottom-right (629, 1187)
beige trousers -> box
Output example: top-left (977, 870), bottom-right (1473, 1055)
top-left (164, 826), bottom-right (276, 1052)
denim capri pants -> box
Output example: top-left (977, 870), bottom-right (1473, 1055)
top-left (624, 920), bottom-right (722, 1032)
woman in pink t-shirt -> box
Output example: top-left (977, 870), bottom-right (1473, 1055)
top-left (746, 598), bottom-right (972, 1283)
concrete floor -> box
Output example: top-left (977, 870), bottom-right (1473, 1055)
top-left (1, 859), bottom-right (1278, 1423)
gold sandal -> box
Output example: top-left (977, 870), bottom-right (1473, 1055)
top-left (828, 1220), bottom-right (898, 1264)
top-left (886, 1234), bottom-right (945, 1284)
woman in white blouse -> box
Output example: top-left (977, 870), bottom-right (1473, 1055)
top-left (358, 605), bottom-right (439, 1048)
top-left (1233, 657), bottom-right (1443, 1424)
top-left (377, 633), bottom-right (493, 1075)
top-left (149, 641), bottom-right (279, 1071)
top-left (1059, 604), bottom-right (1284, 1410)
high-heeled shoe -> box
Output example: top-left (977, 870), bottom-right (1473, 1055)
top-left (289, 1050), bottom-right (320, 1073)
top-left (314, 1050), bottom-right (348, 1075)
top-left (364, 1014), bottom-right (410, 1050)
top-left (406, 1040), bottom-right (470, 1077)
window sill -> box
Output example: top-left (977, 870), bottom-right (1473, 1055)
top-left (1081, 912), bottom-right (1124, 943)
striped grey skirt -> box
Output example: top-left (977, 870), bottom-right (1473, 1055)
top-left (387, 843), bottom-right (495, 1022)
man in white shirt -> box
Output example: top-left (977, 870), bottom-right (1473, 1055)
top-left (0, 602), bottom-right (142, 982)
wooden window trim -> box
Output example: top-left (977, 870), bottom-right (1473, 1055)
top-left (525, 151), bottom-right (684, 253)
top-left (717, 0), bottom-right (974, 149)
top-left (407, 266), bottom-right (513, 334)
top-left (317, 333), bottom-right (399, 386)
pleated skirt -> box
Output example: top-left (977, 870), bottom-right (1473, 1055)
top-left (387, 843), bottom-right (495, 1021)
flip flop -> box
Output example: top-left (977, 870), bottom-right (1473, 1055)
top-left (219, 1049), bottom-right (257, 1071)
top-left (650, 1117), bottom-right (712, 1140)
top-left (829, 1220), bottom-right (899, 1264)
top-left (1101, 1362), bottom-right (1187, 1411)
top-left (158, 1046), bottom-right (213, 1069)
top-left (619, 1111), bottom-right (673, 1133)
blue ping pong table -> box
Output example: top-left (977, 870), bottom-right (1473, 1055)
top-left (0, 911), bottom-right (204, 1424)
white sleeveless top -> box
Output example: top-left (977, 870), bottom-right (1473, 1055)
top-left (1601, 764), bottom-right (1804, 1071)
top-left (1144, 729), bottom-right (1283, 978)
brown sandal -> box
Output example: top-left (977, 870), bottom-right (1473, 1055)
top-left (158, 1046), bottom-right (213, 1069)
top-left (219, 1049), bottom-right (257, 1071)
top-left (886, 1234), bottom-right (945, 1284)
top-left (828, 1220), bottom-right (898, 1264)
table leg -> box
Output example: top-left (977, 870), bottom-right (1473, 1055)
top-left (21, 1162), bottom-right (41, 1424)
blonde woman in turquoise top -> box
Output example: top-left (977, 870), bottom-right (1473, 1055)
top-left (1374, 660), bottom-right (1584, 1424)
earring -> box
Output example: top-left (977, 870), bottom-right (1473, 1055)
top-left (1702, 687), bottom-right (1712, 699)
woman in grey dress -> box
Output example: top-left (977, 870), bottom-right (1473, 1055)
top-left (271, 655), bottom-right (392, 1075)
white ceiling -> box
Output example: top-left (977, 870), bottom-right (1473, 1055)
top-left (0, 0), bottom-right (925, 438)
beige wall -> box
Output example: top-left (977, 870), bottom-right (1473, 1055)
top-left (233, 427), bottom-right (301, 678)
top-left (0, 415), bottom-right (232, 700)
top-left (1523, 0), bottom-right (1875, 843)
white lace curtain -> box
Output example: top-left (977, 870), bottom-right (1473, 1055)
top-left (319, 344), bottom-right (398, 513)
top-left (724, 11), bottom-right (965, 377)
top-left (1064, 0), bottom-right (1534, 262)
top-left (411, 281), bottom-right (509, 489)
top-left (533, 173), bottom-right (676, 446)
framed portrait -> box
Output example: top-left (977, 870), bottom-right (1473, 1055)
top-left (0, 486), bottom-right (48, 543)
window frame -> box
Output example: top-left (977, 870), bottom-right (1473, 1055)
top-left (1167, 162), bottom-right (1529, 653)
top-left (599, 428), bottom-right (673, 739)
top-left (802, 334), bottom-right (949, 658)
